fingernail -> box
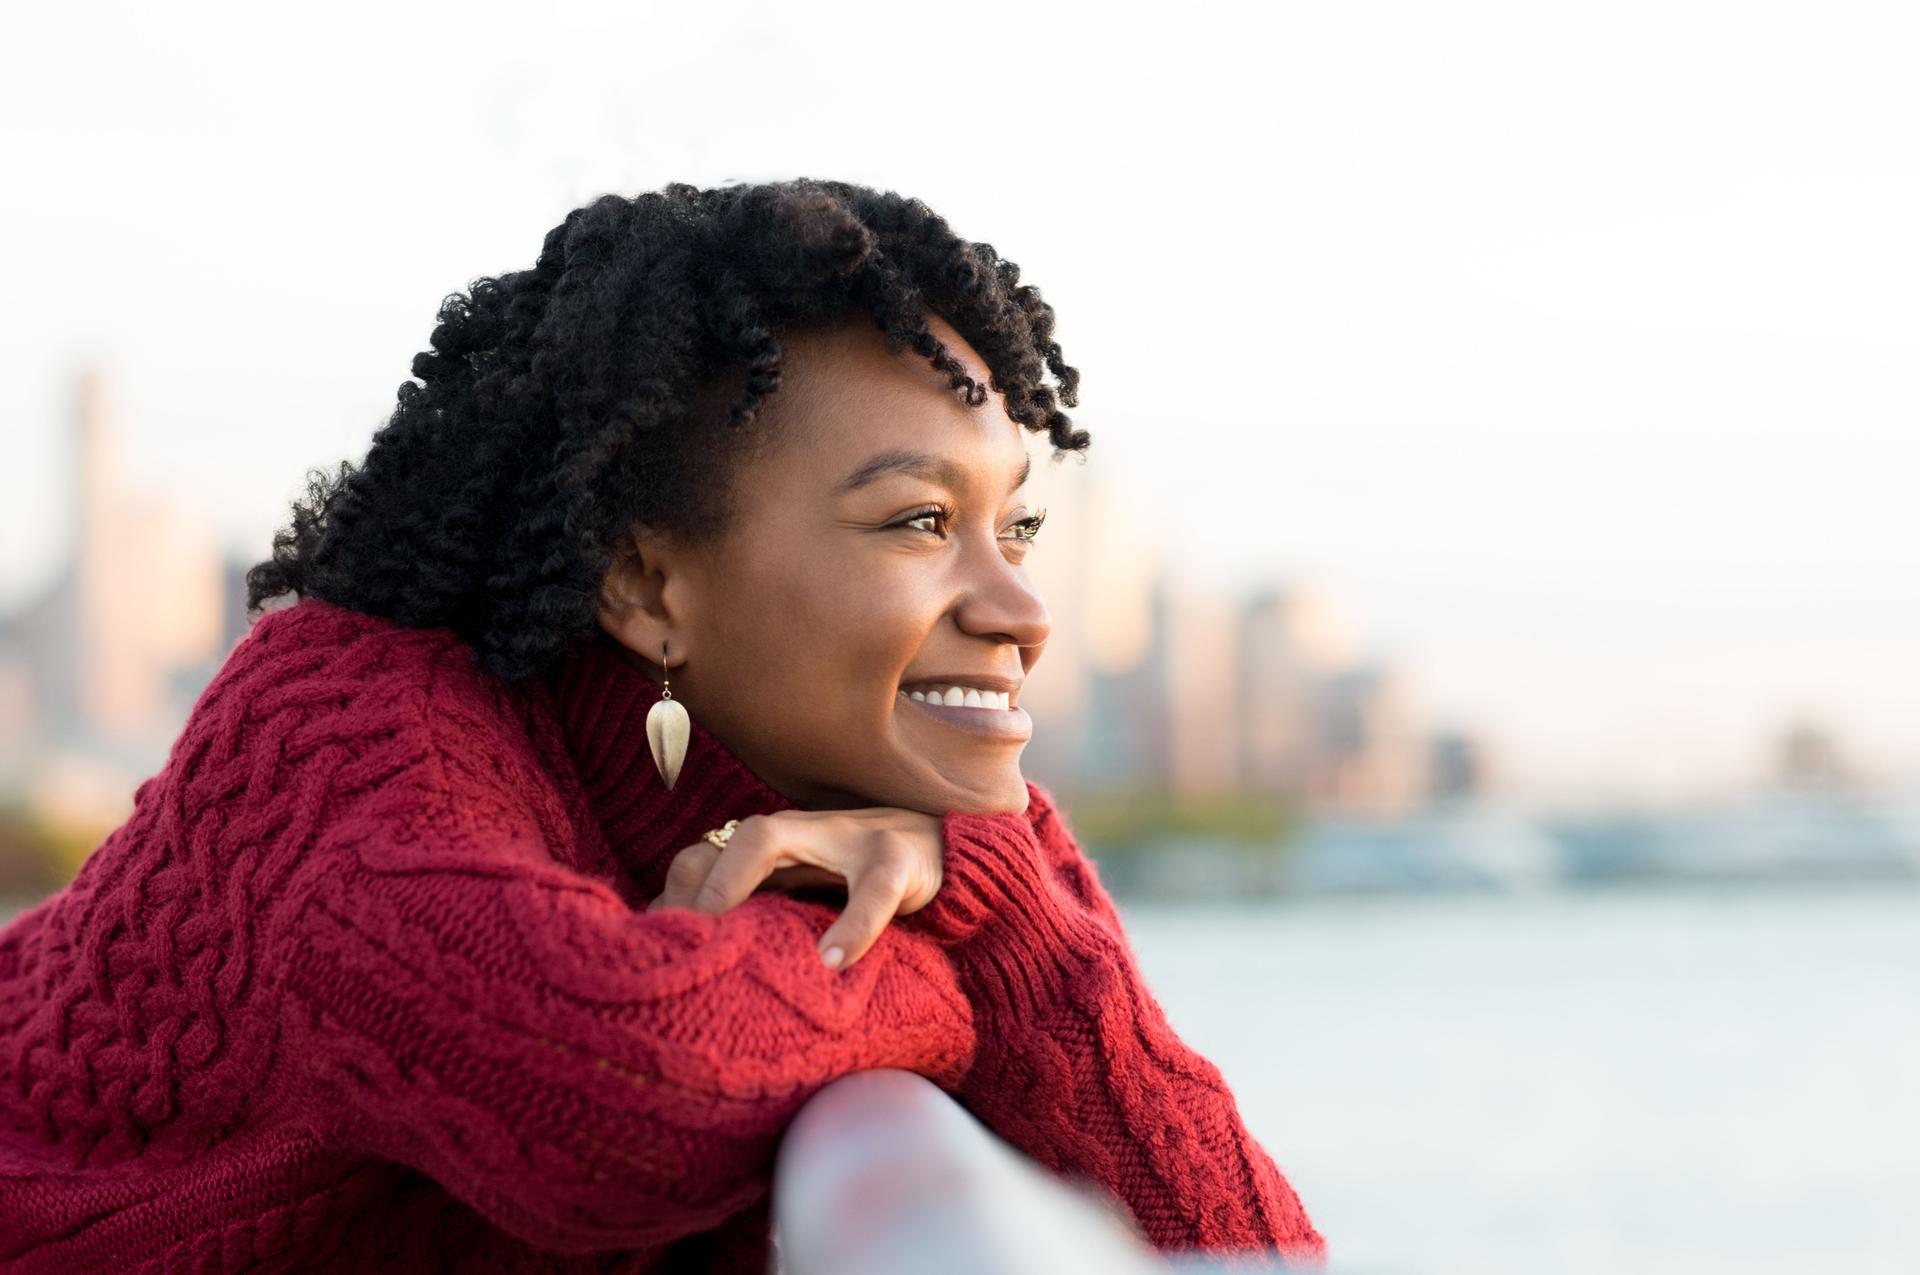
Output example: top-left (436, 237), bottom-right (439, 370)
top-left (820, 945), bottom-right (845, 970)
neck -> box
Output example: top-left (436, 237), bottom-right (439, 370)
top-left (548, 629), bottom-right (795, 888)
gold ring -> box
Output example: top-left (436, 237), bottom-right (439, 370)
top-left (703, 819), bottom-right (741, 850)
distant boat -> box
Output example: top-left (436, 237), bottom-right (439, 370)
top-left (1281, 803), bottom-right (1564, 895)
top-left (1548, 789), bottom-right (1920, 884)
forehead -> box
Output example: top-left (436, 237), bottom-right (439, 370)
top-left (758, 314), bottom-right (1026, 482)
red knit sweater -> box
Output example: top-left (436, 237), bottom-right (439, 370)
top-left (0, 596), bottom-right (1325, 1272)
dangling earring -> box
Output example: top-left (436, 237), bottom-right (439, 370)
top-left (645, 640), bottom-right (690, 790)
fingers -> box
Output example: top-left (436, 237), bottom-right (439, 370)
top-left (641, 813), bottom-right (922, 975)
top-left (648, 838), bottom-right (720, 912)
top-left (815, 856), bottom-right (911, 972)
top-left (648, 816), bottom-right (798, 914)
top-left (687, 817), bottom-right (792, 917)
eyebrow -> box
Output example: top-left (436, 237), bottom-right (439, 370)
top-left (836, 448), bottom-right (1033, 497)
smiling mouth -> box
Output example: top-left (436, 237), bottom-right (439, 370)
top-left (899, 683), bottom-right (1015, 711)
top-left (896, 685), bottom-right (1030, 741)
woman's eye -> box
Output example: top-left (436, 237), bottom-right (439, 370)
top-left (899, 507), bottom-right (949, 535)
top-left (1003, 508), bottom-right (1048, 543)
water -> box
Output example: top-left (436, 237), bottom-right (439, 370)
top-left (5, 885), bottom-right (1913, 1271)
top-left (1119, 884), bottom-right (1920, 1275)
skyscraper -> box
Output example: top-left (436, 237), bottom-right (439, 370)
top-left (0, 365), bottom-right (225, 820)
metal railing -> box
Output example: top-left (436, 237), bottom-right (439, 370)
top-left (771, 1069), bottom-right (1305, 1275)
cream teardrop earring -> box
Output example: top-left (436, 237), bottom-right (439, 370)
top-left (645, 641), bottom-right (690, 791)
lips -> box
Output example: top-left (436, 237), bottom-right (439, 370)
top-left (896, 687), bottom-right (1032, 741)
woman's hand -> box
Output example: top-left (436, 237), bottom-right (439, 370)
top-left (646, 807), bottom-right (944, 971)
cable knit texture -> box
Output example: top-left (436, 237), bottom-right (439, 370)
top-left (0, 596), bottom-right (1325, 1272)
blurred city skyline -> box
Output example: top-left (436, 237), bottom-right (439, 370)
top-left (4, 0), bottom-right (1916, 801)
top-left (0, 362), bottom-right (1880, 835)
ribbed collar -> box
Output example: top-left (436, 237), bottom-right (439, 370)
top-left (541, 629), bottom-right (796, 893)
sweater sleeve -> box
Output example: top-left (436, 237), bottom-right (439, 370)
top-left (281, 724), bottom-right (980, 1257)
top-left (902, 782), bottom-right (1328, 1270)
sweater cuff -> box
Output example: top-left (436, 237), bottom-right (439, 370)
top-left (904, 806), bottom-right (1118, 1014)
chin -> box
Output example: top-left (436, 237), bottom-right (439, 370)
top-left (941, 771), bottom-right (1029, 816)
top-left (865, 754), bottom-right (1030, 816)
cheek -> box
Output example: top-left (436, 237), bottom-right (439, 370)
top-left (714, 543), bottom-right (933, 711)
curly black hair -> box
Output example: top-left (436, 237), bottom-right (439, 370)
top-left (245, 178), bottom-right (1090, 687)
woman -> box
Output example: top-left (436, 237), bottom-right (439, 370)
top-left (0, 179), bottom-right (1326, 1272)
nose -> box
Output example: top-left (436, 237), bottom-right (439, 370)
top-left (952, 533), bottom-right (1051, 652)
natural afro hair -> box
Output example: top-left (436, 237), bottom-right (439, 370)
top-left (245, 178), bottom-right (1089, 687)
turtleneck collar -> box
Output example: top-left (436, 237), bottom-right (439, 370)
top-left (542, 628), bottom-right (796, 890)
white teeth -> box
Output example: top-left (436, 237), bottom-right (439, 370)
top-left (900, 683), bottom-right (1016, 709)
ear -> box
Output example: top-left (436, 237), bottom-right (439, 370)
top-left (596, 525), bottom-right (697, 671)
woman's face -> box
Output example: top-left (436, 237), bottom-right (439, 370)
top-left (599, 312), bottom-right (1052, 815)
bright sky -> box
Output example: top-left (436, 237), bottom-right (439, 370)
top-left (3, 0), bottom-right (1916, 801)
